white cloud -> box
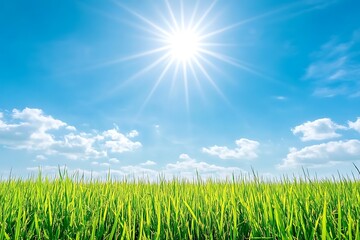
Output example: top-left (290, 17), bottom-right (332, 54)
top-left (0, 108), bottom-right (66, 150)
top-left (165, 154), bottom-right (245, 179)
top-left (348, 118), bottom-right (360, 133)
top-left (27, 165), bottom-right (59, 172)
top-left (109, 158), bottom-right (120, 163)
top-left (292, 118), bottom-right (346, 141)
top-left (91, 162), bottom-right (110, 167)
top-left (305, 30), bottom-right (360, 97)
top-left (103, 129), bottom-right (142, 153)
top-left (119, 166), bottom-right (158, 176)
top-left (0, 108), bottom-right (142, 160)
top-left (66, 126), bottom-right (76, 131)
top-left (52, 133), bottom-right (106, 160)
top-left (28, 154), bottom-right (245, 180)
top-left (140, 160), bottom-right (156, 166)
top-left (202, 138), bottom-right (259, 160)
top-left (279, 139), bottom-right (360, 168)
top-left (126, 130), bottom-right (139, 138)
top-left (12, 108), bottom-right (66, 130)
top-left (179, 153), bottom-right (190, 160)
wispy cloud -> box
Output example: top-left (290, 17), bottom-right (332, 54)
top-left (202, 138), bottom-right (259, 160)
top-left (305, 30), bottom-right (360, 97)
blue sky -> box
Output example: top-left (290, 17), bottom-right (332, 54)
top-left (1, 0), bottom-right (360, 179)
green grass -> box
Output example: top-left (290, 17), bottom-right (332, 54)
top-left (0, 172), bottom-right (359, 239)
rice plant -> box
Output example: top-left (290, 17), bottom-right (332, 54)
top-left (0, 171), bottom-right (359, 239)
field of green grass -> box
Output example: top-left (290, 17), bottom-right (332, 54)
top-left (0, 172), bottom-right (359, 239)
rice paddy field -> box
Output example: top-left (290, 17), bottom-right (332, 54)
top-left (0, 172), bottom-right (359, 239)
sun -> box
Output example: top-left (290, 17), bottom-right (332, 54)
top-left (111, 0), bottom-right (251, 110)
top-left (167, 29), bottom-right (200, 62)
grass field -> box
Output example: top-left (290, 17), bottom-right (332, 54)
top-left (0, 171), bottom-right (359, 239)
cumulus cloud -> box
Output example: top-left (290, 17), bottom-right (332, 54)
top-left (305, 30), bottom-right (360, 97)
top-left (51, 133), bottom-right (106, 160)
top-left (202, 138), bottom-right (259, 160)
top-left (103, 129), bottom-right (141, 153)
top-left (348, 118), bottom-right (360, 133)
top-left (279, 139), bottom-right (360, 168)
top-left (0, 108), bottom-right (66, 150)
top-left (292, 118), bottom-right (346, 141)
top-left (0, 108), bottom-right (142, 160)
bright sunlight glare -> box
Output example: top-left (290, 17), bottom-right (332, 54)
top-left (113, 0), bottom-right (256, 111)
top-left (168, 30), bottom-right (200, 62)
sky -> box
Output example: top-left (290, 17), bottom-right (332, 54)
top-left (1, 0), bottom-right (360, 180)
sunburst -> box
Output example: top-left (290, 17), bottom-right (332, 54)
top-left (107, 0), bottom-right (285, 112)
top-left (109, 0), bottom-right (240, 110)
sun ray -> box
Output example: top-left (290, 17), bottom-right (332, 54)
top-left (198, 42), bottom-right (236, 47)
top-left (119, 19), bottom-right (170, 39)
top-left (199, 2), bottom-right (299, 40)
top-left (192, 0), bottom-right (217, 32)
top-left (109, 52), bottom-right (171, 97)
top-left (165, 0), bottom-right (180, 32)
top-left (159, 12), bottom-right (176, 34)
top-left (116, 2), bottom-right (171, 38)
top-left (195, 8), bottom-right (224, 36)
top-left (188, 0), bottom-right (200, 29)
top-left (196, 53), bottom-right (223, 76)
top-left (198, 48), bottom-right (283, 84)
top-left (169, 61), bottom-right (180, 98)
top-left (182, 63), bottom-right (190, 112)
top-left (139, 58), bottom-right (174, 113)
top-left (193, 57), bottom-right (227, 101)
top-left (188, 60), bottom-right (206, 103)
top-left (123, 52), bottom-right (170, 82)
top-left (180, 0), bottom-right (185, 29)
top-left (110, 46), bottom-right (170, 63)
top-left (197, 48), bottom-right (264, 76)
